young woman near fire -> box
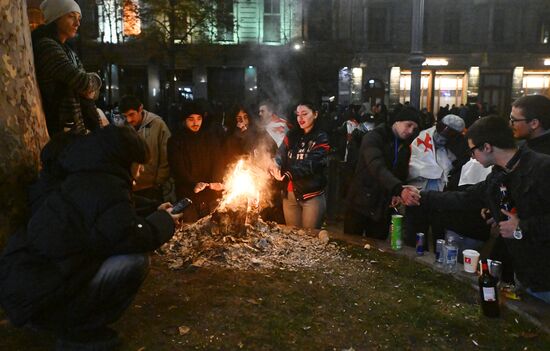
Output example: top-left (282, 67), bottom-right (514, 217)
top-left (270, 102), bottom-right (330, 229)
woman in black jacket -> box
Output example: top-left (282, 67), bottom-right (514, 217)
top-left (0, 125), bottom-right (180, 349)
top-left (270, 102), bottom-right (330, 229)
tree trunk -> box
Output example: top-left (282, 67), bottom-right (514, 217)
top-left (0, 1), bottom-right (49, 246)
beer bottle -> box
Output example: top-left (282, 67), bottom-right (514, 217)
top-left (479, 260), bottom-right (500, 318)
top-left (499, 184), bottom-right (512, 221)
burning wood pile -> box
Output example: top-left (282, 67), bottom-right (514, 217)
top-left (158, 159), bottom-right (342, 271)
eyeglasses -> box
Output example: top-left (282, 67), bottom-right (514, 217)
top-left (469, 144), bottom-right (481, 157)
top-left (509, 115), bottom-right (530, 125)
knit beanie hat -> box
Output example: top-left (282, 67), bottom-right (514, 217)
top-left (441, 114), bottom-right (465, 132)
top-left (389, 106), bottom-right (421, 126)
top-left (40, 0), bottom-right (81, 24)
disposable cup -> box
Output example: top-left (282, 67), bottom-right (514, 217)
top-left (462, 249), bottom-right (480, 273)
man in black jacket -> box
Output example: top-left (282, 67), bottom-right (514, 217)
top-left (344, 107), bottom-right (421, 239)
top-left (0, 126), bottom-right (181, 350)
top-left (419, 116), bottom-right (550, 304)
top-left (510, 94), bottom-right (550, 154)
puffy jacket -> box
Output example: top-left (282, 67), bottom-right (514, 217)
top-left (0, 126), bottom-right (175, 326)
top-left (276, 125), bottom-right (330, 201)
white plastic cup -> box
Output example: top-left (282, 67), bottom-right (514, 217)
top-left (462, 249), bottom-right (480, 273)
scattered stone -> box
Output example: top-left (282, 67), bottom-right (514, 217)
top-left (364, 243), bottom-right (371, 250)
top-left (318, 230), bottom-right (330, 244)
top-left (178, 326), bottom-right (190, 335)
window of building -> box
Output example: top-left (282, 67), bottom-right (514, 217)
top-left (492, 8), bottom-right (505, 43)
top-left (123, 0), bottom-right (141, 37)
top-left (216, 0), bottom-right (234, 42)
top-left (399, 71), bottom-right (466, 113)
top-left (443, 11), bottom-right (459, 45)
top-left (263, 0), bottom-right (281, 43)
top-left (28, 7), bottom-right (44, 31)
top-left (522, 72), bottom-right (550, 96)
top-left (307, 0), bottom-right (331, 41)
top-left (367, 6), bottom-right (388, 44)
top-left (98, 0), bottom-right (124, 43)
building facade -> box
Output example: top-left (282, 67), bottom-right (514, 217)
top-left (27, 0), bottom-right (550, 115)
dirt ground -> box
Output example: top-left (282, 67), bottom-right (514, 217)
top-left (1, 241), bottom-right (549, 351)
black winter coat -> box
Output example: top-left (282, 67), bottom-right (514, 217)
top-left (276, 126), bottom-right (330, 201)
top-left (346, 124), bottom-right (415, 221)
top-left (167, 128), bottom-right (223, 203)
top-left (0, 126), bottom-right (175, 326)
top-left (422, 148), bottom-right (550, 292)
top-left (526, 132), bottom-right (550, 155)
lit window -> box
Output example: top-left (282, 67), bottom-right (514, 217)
top-left (28, 7), bottom-right (44, 31)
top-left (368, 6), bottom-right (388, 44)
top-left (123, 0), bottom-right (141, 36)
top-left (216, 0), bottom-right (234, 42)
top-left (263, 0), bottom-right (281, 43)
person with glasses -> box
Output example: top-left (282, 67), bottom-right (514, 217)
top-left (510, 95), bottom-right (550, 155)
top-left (417, 115), bottom-right (550, 304)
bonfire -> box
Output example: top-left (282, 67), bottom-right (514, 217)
top-left (159, 159), bottom-right (341, 271)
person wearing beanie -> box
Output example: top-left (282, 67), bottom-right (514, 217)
top-left (167, 101), bottom-right (225, 222)
top-left (344, 106), bottom-right (421, 238)
top-left (403, 113), bottom-right (471, 248)
top-left (32, 0), bottom-right (102, 136)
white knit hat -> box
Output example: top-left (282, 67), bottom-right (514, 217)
top-left (40, 0), bottom-right (81, 24)
top-left (442, 114), bottom-right (466, 132)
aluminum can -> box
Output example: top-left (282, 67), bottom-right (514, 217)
top-left (416, 232), bottom-right (425, 256)
top-left (390, 215), bottom-right (403, 250)
top-left (489, 260), bottom-right (503, 283)
top-left (435, 239), bottom-right (445, 263)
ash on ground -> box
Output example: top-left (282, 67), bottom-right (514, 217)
top-left (157, 213), bottom-right (342, 271)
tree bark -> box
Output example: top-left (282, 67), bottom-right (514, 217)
top-left (0, 1), bottom-right (49, 246)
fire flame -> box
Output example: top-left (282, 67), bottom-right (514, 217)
top-left (220, 159), bottom-right (260, 208)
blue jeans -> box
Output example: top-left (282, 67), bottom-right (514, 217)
top-left (36, 254), bottom-right (150, 332)
top-left (282, 191), bottom-right (326, 229)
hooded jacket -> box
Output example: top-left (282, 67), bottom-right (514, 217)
top-left (0, 126), bottom-right (175, 326)
top-left (133, 110), bottom-right (171, 191)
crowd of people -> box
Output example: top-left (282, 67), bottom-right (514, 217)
top-left (1, 0), bottom-right (550, 350)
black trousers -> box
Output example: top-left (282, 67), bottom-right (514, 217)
top-left (33, 254), bottom-right (149, 333)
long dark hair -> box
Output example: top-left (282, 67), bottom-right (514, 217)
top-left (225, 104), bottom-right (257, 134)
top-left (287, 101), bottom-right (320, 144)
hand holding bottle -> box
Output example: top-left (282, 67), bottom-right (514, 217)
top-left (498, 209), bottom-right (519, 239)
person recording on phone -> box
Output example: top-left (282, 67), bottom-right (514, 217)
top-left (0, 125), bottom-right (182, 350)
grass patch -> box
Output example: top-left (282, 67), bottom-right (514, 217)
top-left (1, 241), bottom-right (548, 350)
